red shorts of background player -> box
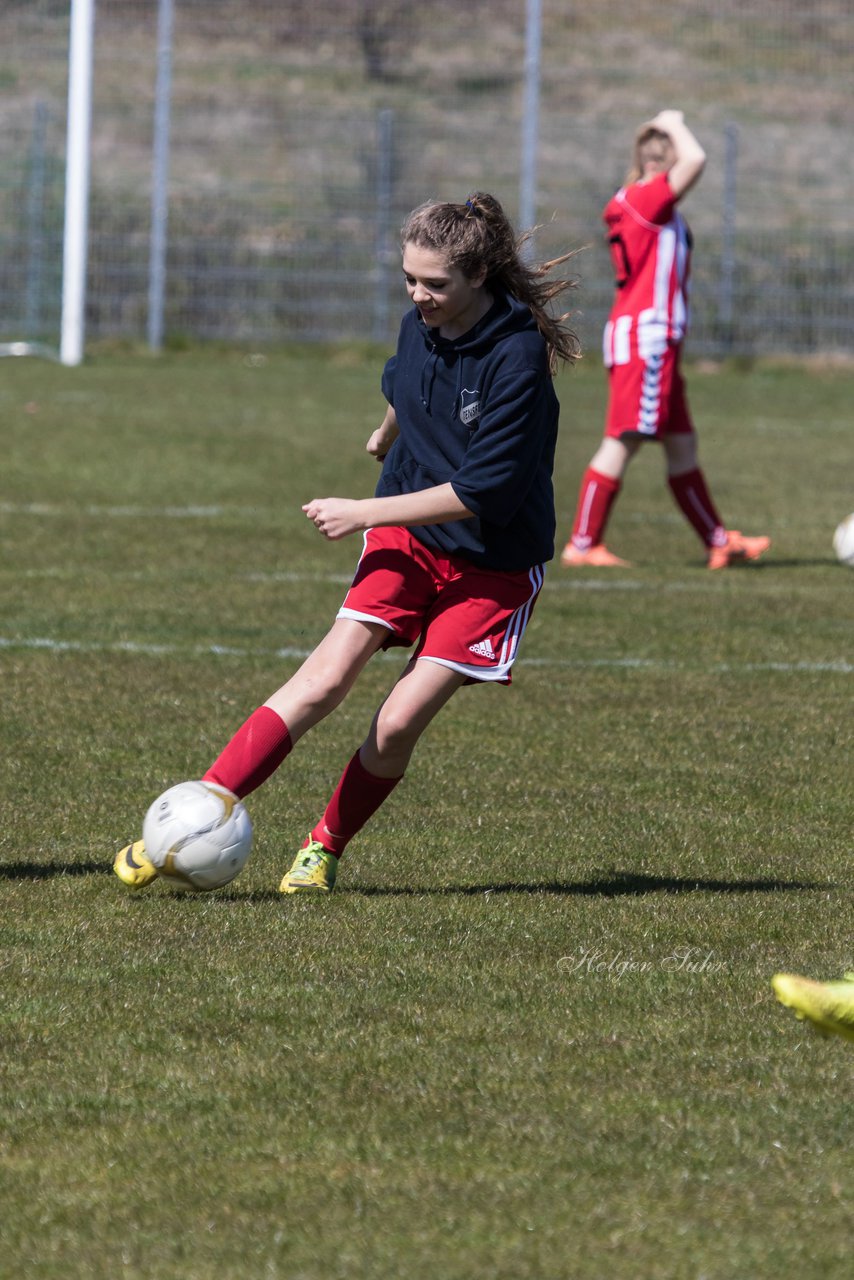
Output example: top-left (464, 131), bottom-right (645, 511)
top-left (604, 344), bottom-right (694, 439)
top-left (337, 525), bottom-right (544, 685)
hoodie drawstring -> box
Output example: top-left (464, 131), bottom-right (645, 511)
top-left (419, 346), bottom-right (435, 412)
top-left (420, 343), bottom-right (464, 421)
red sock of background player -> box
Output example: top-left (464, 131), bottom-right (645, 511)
top-left (203, 705), bottom-right (292, 800)
top-left (570, 467), bottom-right (621, 549)
top-left (310, 749), bottom-right (403, 857)
top-left (668, 468), bottom-right (726, 547)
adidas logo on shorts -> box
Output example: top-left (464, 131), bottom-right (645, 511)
top-left (468, 638), bottom-right (496, 659)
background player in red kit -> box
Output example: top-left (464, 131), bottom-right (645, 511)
top-left (114, 192), bottom-right (580, 894)
top-left (560, 109), bottom-right (770, 570)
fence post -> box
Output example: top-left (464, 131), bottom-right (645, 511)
top-left (25, 101), bottom-right (48, 336)
top-left (719, 121), bottom-right (738, 354)
top-left (519, 0), bottom-right (542, 251)
top-left (148, 0), bottom-right (174, 353)
top-left (373, 106), bottom-right (394, 343)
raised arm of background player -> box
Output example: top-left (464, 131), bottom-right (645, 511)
top-left (647, 109), bottom-right (706, 198)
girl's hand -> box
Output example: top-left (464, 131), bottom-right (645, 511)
top-left (366, 427), bottom-right (393, 461)
top-left (367, 405), bottom-right (400, 461)
top-left (652, 109), bottom-right (685, 133)
top-left (302, 497), bottom-right (366, 541)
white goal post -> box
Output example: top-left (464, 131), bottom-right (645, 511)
top-left (59, 0), bottom-right (95, 367)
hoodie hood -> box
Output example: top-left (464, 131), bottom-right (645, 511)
top-left (414, 291), bottom-right (541, 418)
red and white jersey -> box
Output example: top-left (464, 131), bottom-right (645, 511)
top-left (602, 172), bottom-right (692, 367)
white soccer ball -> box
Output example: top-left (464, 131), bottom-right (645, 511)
top-left (142, 780), bottom-right (252, 891)
top-left (832, 513), bottom-right (854, 567)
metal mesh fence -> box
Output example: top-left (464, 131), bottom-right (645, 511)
top-left (1, 0), bottom-right (853, 358)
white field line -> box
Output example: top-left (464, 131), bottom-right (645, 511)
top-left (10, 567), bottom-right (358, 586)
top-left (1, 505), bottom-right (846, 671)
top-left (5, 566), bottom-right (645, 591)
top-left (0, 501), bottom-right (244, 518)
top-left (0, 635), bottom-right (850, 675)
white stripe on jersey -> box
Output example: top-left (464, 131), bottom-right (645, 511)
top-left (672, 219), bottom-right (689, 338)
top-left (653, 224), bottom-right (676, 319)
top-left (636, 212), bottom-right (690, 345)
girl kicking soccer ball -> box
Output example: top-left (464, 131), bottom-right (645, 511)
top-left (114, 192), bottom-right (580, 893)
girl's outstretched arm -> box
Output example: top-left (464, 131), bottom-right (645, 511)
top-left (303, 484), bottom-right (473, 541)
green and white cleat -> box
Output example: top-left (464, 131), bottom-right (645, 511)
top-left (279, 838), bottom-right (338, 895)
top-left (772, 972), bottom-right (854, 1043)
top-left (113, 839), bottom-right (158, 889)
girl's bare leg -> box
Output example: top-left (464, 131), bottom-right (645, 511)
top-left (264, 617), bottom-right (389, 745)
top-left (359, 656), bottom-right (468, 777)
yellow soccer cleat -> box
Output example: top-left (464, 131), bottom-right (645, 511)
top-left (279, 838), bottom-right (338, 895)
top-left (113, 839), bottom-right (158, 889)
top-left (771, 972), bottom-right (854, 1043)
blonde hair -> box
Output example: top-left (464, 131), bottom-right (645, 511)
top-left (400, 192), bottom-right (581, 373)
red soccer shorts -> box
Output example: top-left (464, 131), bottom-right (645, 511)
top-left (337, 526), bottom-right (544, 684)
top-left (604, 345), bottom-right (694, 439)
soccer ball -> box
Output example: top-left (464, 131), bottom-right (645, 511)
top-left (142, 780), bottom-right (252, 891)
top-left (832, 513), bottom-right (854, 567)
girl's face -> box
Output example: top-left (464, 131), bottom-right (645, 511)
top-left (402, 244), bottom-right (490, 340)
top-left (641, 139), bottom-right (675, 179)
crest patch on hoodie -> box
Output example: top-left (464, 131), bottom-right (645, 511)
top-left (459, 388), bottom-right (481, 426)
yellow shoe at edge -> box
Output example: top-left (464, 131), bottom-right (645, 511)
top-left (771, 972), bottom-right (854, 1043)
top-left (113, 839), bottom-right (158, 889)
top-left (279, 839), bottom-right (338, 894)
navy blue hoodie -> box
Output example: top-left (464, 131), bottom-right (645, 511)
top-left (377, 288), bottom-right (560, 572)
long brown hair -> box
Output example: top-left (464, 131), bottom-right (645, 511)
top-left (400, 192), bottom-right (581, 373)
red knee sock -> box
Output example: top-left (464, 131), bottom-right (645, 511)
top-left (571, 467), bottom-right (621, 550)
top-left (312, 750), bottom-right (403, 857)
top-left (203, 705), bottom-right (292, 800)
top-left (668, 468), bottom-right (726, 547)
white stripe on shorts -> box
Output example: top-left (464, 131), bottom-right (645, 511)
top-left (421, 562), bottom-right (545, 683)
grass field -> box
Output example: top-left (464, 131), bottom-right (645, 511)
top-left (1, 346), bottom-right (852, 1279)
